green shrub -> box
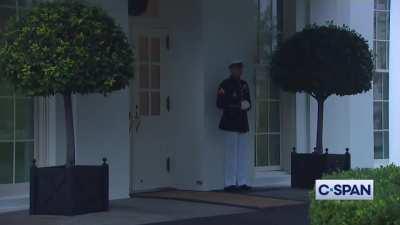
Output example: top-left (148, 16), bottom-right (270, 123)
top-left (0, 1), bottom-right (134, 166)
top-left (310, 165), bottom-right (400, 225)
top-left (270, 23), bottom-right (373, 153)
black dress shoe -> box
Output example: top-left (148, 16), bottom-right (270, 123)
top-left (224, 185), bottom-right (238, 192)
top-left (239, 185), bottom-right (252, 191)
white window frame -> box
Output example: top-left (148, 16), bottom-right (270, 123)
top-left (373, 0), bottom-right (390, 162)
top-left (254, 0), bottom-right (282, 171)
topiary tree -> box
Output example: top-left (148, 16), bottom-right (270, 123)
top-left (270, 24), bottom-right (373, 153)
top-left (0, 1), bottom-right (134, 166)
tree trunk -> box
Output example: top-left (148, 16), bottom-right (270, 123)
top-left (315, 98), bottom-right (324, 154)
top-left (64, 93), bottom-right (76, 166)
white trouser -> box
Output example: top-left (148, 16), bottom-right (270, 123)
top-left (224, 131), bottom-right (250, 186)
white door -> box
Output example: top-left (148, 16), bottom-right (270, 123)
top-left (129, 30), bottom-right (171, 193)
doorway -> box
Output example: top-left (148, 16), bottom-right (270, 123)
top-left (129, 29), bottom-right (172, 193)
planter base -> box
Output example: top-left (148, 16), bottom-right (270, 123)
top-left (291, 149), bottom-right (350, 189)
top-left (30, 160), bottom-right (109, 216)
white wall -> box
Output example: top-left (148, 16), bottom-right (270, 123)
top-left (157, 0), bottom-right (204, 190)
top-left (74, 0), bottom-right (130, 200)
top-left (295, 0), bottom-right (311, 154)
top-left (307, 0), bottom-right (374, 168)
top-left (200, 0), bottom-right (258, 190)
top-left (389, 1), bottom-right (400, 165)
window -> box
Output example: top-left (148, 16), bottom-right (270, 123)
top-left (0, 84), bottom-right (34, 184)
top-left (0, 0), bottom-right (35, 184)
top-left (137, 35), bottom-right (161, 116)
top-left (255, 0), bottom-right (282, 168)
top-left (373, 0), bottom-right (390, 159)
top-left (255, 75), bottom-right (281, 167)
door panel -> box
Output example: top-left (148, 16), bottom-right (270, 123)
top-left (130, 30), bottom-right (171, 193)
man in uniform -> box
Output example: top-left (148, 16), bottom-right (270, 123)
top-left (216, 61), bottom-right (251, 191)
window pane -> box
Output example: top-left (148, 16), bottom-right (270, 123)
top-left (151, 65), bottom-right (160, 89)
top-left (258, 0), bottom-right (274, 64)
top-left (0, 6), bottom-right (14, 32)
top-left (0, 0), bottom-right (16, 6)
top-left (255, 134), bottom-right (268, 167)
top-left (150, 91), bottom-right (160, 116)
top-left (375, 11), bottom-right (390, 40)
top-left (383, 102), bottom-right (389, 130)
top-left (269, 80), bottom-right (280, 100)
top-left (138, 36), bottom-right (149, 62)
top-left (139, 91), bottom-right (149, 116)
top-left (375, 41), bottom-right (389, 70)
top-left (0, 82), bottom-right (13, 97)
top-left (373, 102), bottom-right (382, 130)
top-left (15, 141), bottom-right (33, 183)
top-left (383, 131), bottom-right (389, 159)
top-left (139, 64), bottom-right (149, 89)
top-left (383, 73), bottom-right (389, 100)
top-left (151, 37), bottom-right (160, 62)
top-left (373, 73), bottom-right (382, 100)
top-left (0, 98), bottom-right (13, 140)
top-left (268, 134), bottom-right (280, 166)
top-left (256, 79), bottom-right (267, 99)
top-left (375, 0), bottom-right (390, 10)
top-left (268, 102), bottom-right (280, 132)
top-left (15, 98), bottom-right (34, 140)
top-left (374, 132), bottom-right (383, 159)
top-left (0, 142), bottom-right (13, 184)
top-left (256, 101), bottom-right (267, 132)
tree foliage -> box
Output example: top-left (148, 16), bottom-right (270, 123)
top-left (0, 0), bottom-right (134, 96)
top-left (270, 24), bottom-right (374, 152)
top-left (270, 23), bottom-right (373, 101)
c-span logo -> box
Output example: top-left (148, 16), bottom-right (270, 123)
top-left (315, 180), bottom-right (374, 200)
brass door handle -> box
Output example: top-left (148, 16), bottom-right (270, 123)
top-left (129, 105), bottom-right (141, 134)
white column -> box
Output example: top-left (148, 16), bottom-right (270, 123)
top-left (389, 1), bottom-right (400, 165)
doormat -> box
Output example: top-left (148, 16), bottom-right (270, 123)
top-left (133, 190), bottom-right (303, 209)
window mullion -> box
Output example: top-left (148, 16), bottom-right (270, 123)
top-left (12, 92), bottom-right (16, 184)
top-left (148, 37), bottom-right (152, 115)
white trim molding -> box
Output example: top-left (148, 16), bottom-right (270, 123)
top-left (389, 1), bottom-right (400, 165)
top-left (34, 96), bottom-right (56, 167)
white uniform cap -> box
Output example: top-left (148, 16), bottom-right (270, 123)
top-left (228, 60), bottom-right (244, 68)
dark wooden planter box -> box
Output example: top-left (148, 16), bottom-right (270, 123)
top-left (30, 159), bottom-right (109, 216)
top-left (291, 149), bottom-right (351, 189)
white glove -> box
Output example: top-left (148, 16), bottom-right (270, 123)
top-left (241, 100), bottom-right (250, 110)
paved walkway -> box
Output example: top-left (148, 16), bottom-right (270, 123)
top-left (0, 188), bottom-right (310, 225)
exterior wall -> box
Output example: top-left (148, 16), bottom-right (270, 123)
top-left (295, 0), bottom-right (312, 154)
top-left (156, 0), bottom-right (204, 190)
top-left (389, 1), bottom-right (400, 165)
top-left (200, 0), bottom-right (258, 190)
top-left (280, 0), bottom-right (298, 171)
top-left (55, 0), bottom-right (131, 200)
top-left (49, 0), bottom-right (380, 199)
top-left (306, 0), bottom-right (374, 168)
top-left (77, 0), bottom-right (130, 199)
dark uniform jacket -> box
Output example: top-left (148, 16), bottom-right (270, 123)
top-left (216, 76), bottom-right (251, 133)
